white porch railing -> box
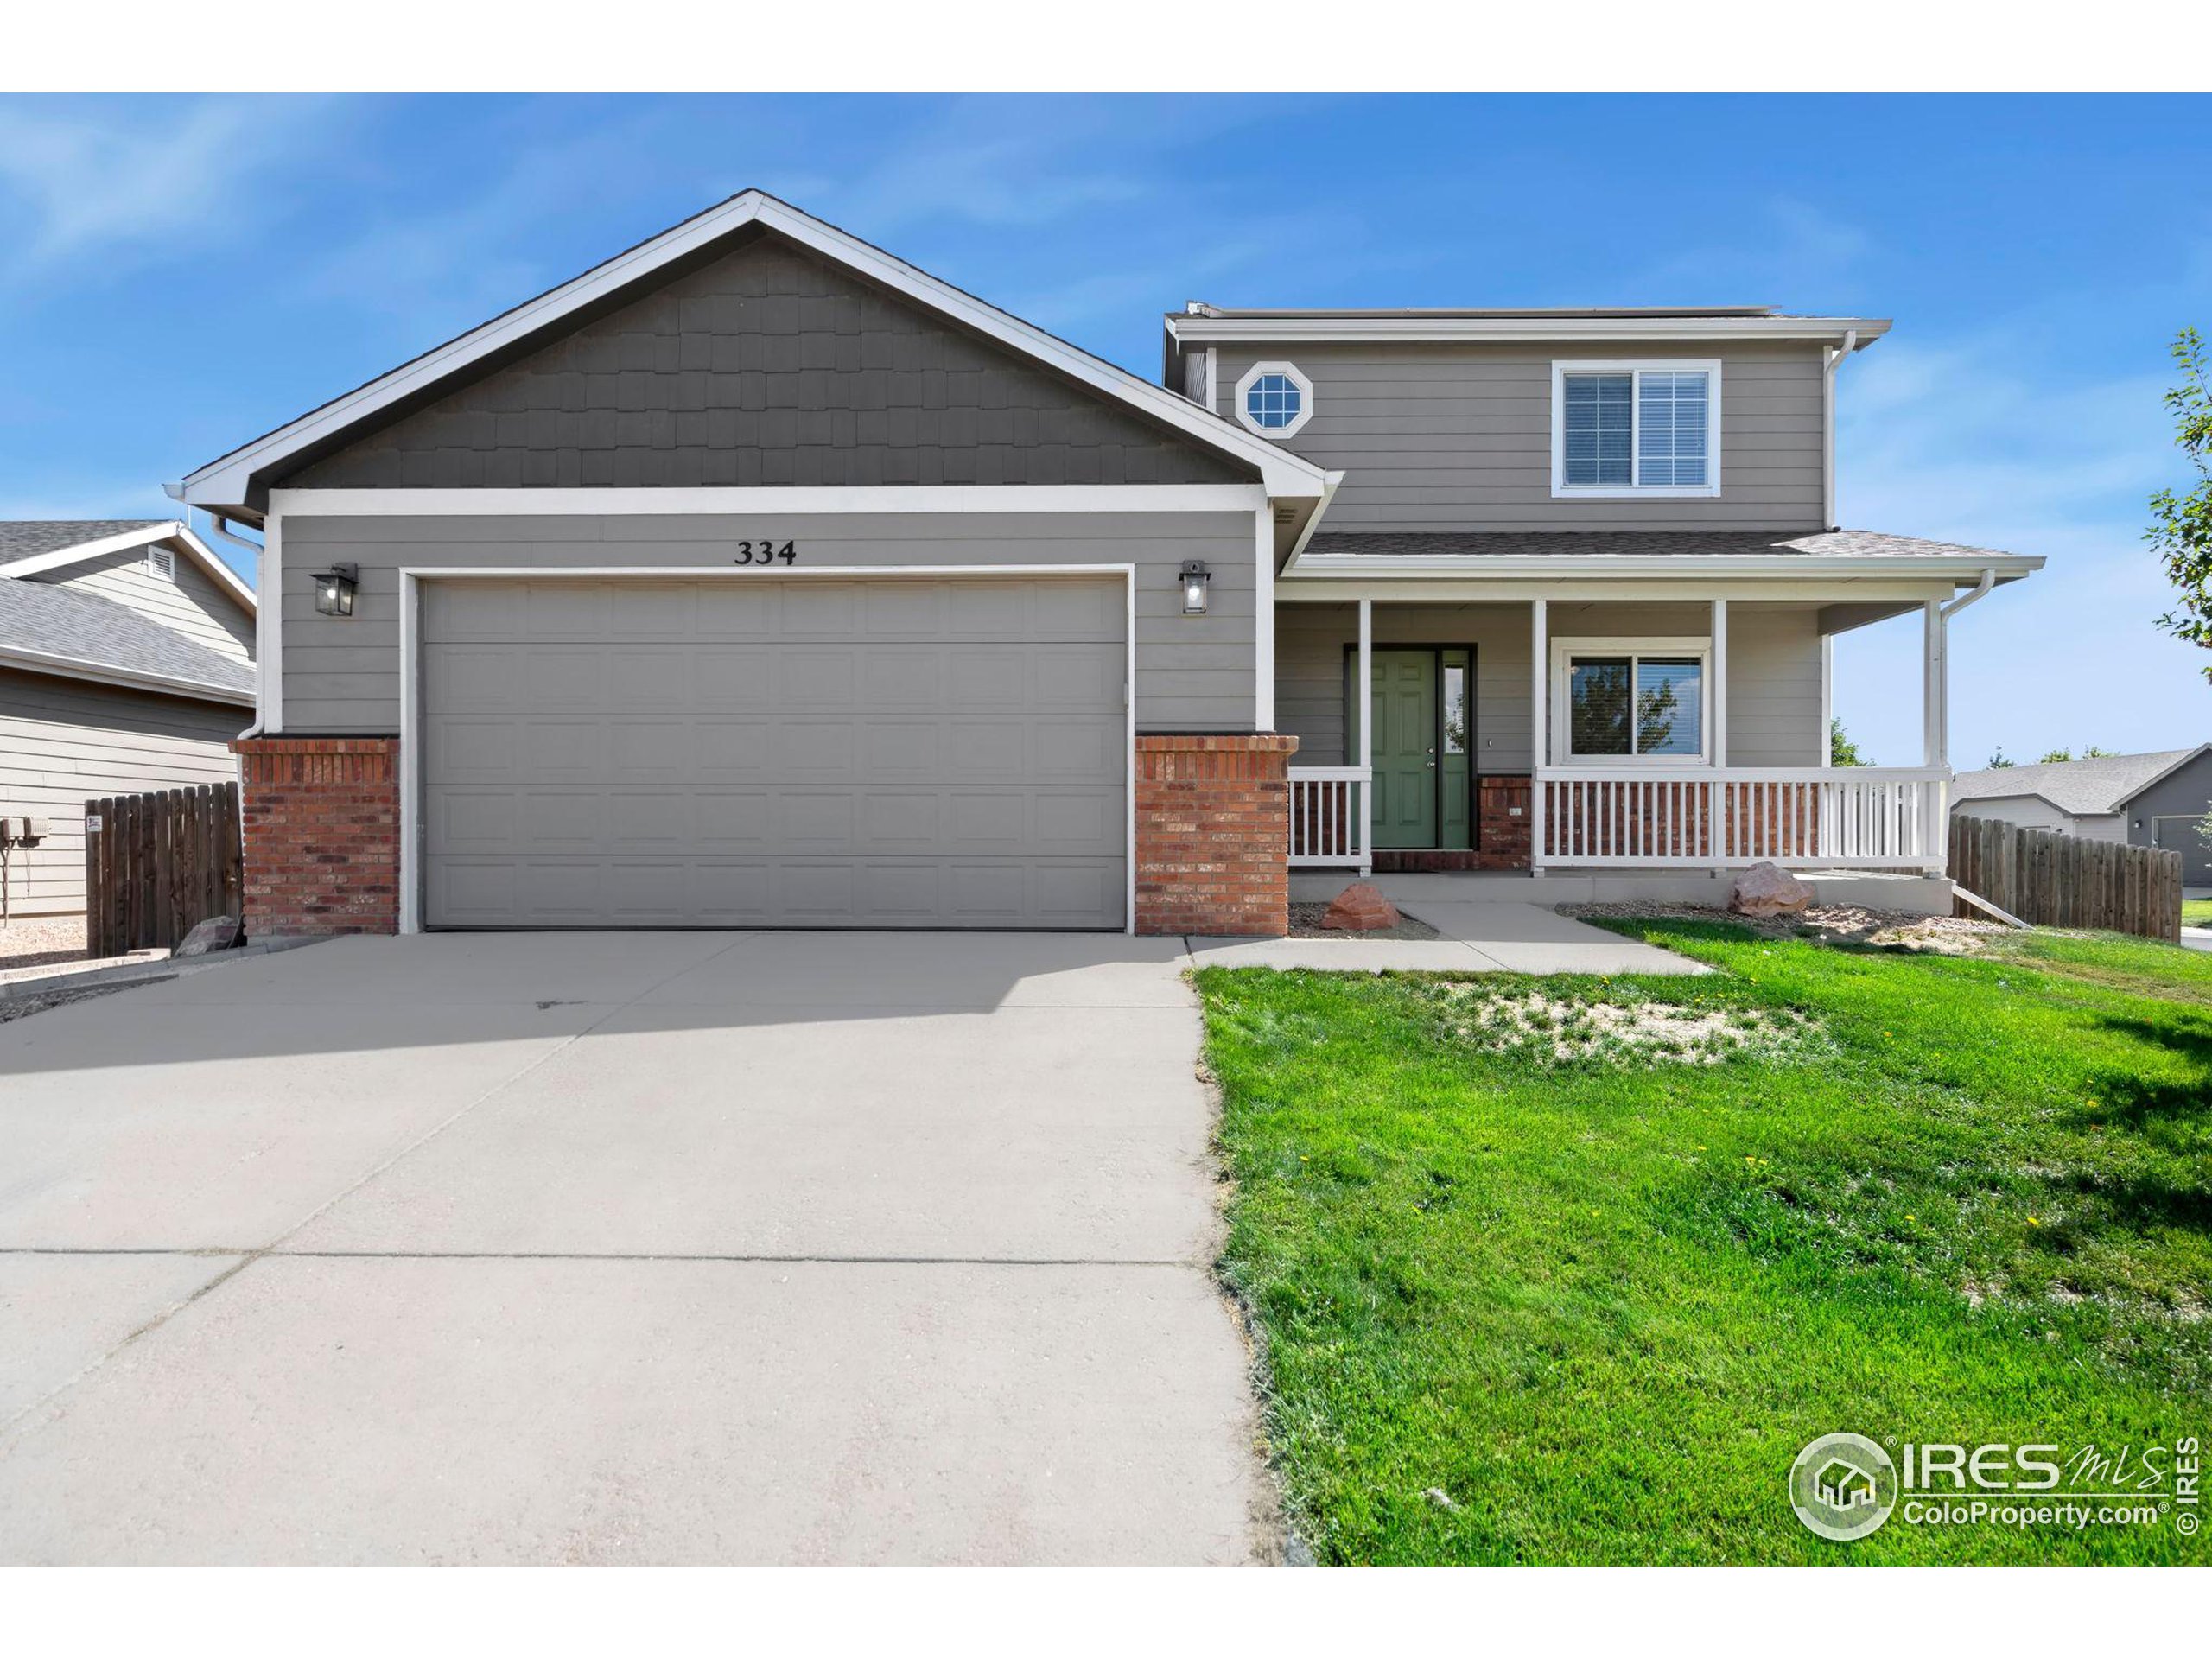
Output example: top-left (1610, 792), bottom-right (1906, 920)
top-left (1287, 766), bottom-right (1370, 868)
top-left (1535, 766), bottom-right (1948, 870)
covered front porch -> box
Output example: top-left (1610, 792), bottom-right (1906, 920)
top-left (1275, 586), bottom-right (1965, 880)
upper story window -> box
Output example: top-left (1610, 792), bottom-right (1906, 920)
top-left (1235, 360), bottom-right (1313, 439)
top-left (1551, 360), bottom-right (1721, 498)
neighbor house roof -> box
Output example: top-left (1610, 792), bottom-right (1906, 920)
top-left (175, 191), bottom-right (1333, 516)
top-left (0, 519), bottom-right (168, 561)
top-left (1284, 528), bottom-right (2044, 583)
top-left (1950, 747), bottom-right (2212, 816)
top-left (0, 519), bottom-right (257, 614)
top-left (0, 569), bottom-right (255, 705)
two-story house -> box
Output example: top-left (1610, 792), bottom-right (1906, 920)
top-left (169, 193), bottom-right (2037, 939)
top-left (1165, 304), bottom-right (2039, 905)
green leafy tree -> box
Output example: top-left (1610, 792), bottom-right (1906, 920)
top-left (1986, 747), bottom-right (2016, 769)
top-left (1828, 717), bottom-right (1869, 766)
top-left (2148, 327), bottom-right (2212, 683)
top-left (2037, 748), bottom-right (2073, 764)
top-left (2082, 745), bottom-right (2117, 758)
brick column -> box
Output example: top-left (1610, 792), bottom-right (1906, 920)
top-left (232, 736), bottom-right (401, 938)
top-left (1134, 734), bottom-right (1297, 937)
top-left (1477, 773), bottom-right (1533, 869)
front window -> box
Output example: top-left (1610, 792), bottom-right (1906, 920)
top-left (1554, 362), bottom-right (1719, 496)
top-left (1556, 644), bottom-right (1707, 761)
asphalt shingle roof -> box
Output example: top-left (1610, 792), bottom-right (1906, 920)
top-left (1950, 748), bottom-right (2210, 816)
top-left (0, 575), bottom-right (254, 700)
top-left (1301, 529), bottom-right (2021, 560)
top-left (0, 520), bottom-right (166, 562)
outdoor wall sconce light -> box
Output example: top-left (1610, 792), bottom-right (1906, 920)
top-left (312, 563), bottom-right (359, 617)
top-left (1179, 560), bottom-right (1211, 616)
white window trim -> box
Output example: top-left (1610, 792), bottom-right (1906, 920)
top-left (1234, 360), bottom-right (1314, 440)
top-left (1549, 359), bottom-right (1723, 499)
top-left (1548, 635), bottom-right (1713, 766)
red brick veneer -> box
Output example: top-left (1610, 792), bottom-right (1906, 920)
top-left (1135, 734), bottom-right (1298, 937)
top-left (1477, 773), bottom-right (1533, 868)
top-left (231, 736), bottom-right (401, 937)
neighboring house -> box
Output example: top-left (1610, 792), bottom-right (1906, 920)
top-left (0, 520), bottom-right (257, 919)
top-left (1952, 747), bottom-right (2212, 885)
top-left (169, 192), bottom-right (2040, 939)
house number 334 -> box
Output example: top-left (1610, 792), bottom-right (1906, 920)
top-left (733, 541), bottom-right (798, 565)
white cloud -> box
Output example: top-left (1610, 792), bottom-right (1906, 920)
top-left (0, 95), bottom-right (330, 285)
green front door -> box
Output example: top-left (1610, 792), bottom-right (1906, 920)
top-left (1370, 649), bottom-right (1437, 849)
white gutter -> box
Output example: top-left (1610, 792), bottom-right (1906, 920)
top-left (1282, 552), bottom-right (2043, 582)
top-left (0, 644), bottom-right (255, 707)
top-left (1168, 315), bottom-right (1891, 346)
top-left (1822, 327), bottom-right (1859, 529)
top-left (1940, 565), bottom-right (1999, 618)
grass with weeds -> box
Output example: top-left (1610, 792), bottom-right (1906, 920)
top-left (1200, 921), bottom-right (2211, 1564)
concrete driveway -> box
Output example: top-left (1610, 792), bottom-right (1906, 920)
top-left (0, 932), bottom-right (1273, 1565)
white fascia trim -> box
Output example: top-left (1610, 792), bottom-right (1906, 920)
top-left (1550, 360), bottom-right (1723, 500)
top-left (267, 485), bottom-right (1271, 518)
top-left (1169, 315), bottom-right (1891, 346)
top-left (0, 520), bottom-right (258, 615)
top-left (183, 192), bottom-right (1330, 507)
top-left (1281, 553), bottom-right (2046, 582)
top-left (0, 643), bottom-right (255, 707)
top-left (394, 562), bottom-right (1141, 937)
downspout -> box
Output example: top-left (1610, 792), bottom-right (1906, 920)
top-left (1822, 327), bottom-right (1859, 529)
top-left (1940, 565), bottom-right (1997, 620)
top-left (201, 512), bottom-right (270, 740)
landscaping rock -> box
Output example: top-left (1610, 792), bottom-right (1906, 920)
top-left (1730, 861), bottom-right (1814, 918)
top-left (173, 914), bottom-right (241, 957)
top-left (1319, 883), bottom-right (1402, 931)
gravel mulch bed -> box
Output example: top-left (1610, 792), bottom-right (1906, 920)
top-left (0, 915), bottom-right (88, 972)
top-left (1287, 901), bottom-right (1442, 941)
top-left (1560, 900), bottom-right (2009, 956)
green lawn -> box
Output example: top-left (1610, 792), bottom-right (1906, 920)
top-left (2183, 898), bottom-right (2212, 928)
top-left (1198, 924), bottom-right (2212, 1564)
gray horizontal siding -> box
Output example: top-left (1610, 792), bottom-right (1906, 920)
top-left (1212, 341), bottom-right (1826, 532)
top-left (282, 232), bottom-right (1247, 491)
top-left (35, 548), bottom-right (255, 664)
top-left (281, 510), bottom-right (1258, 735)
top-left (0, 668), bottom-right (244, 917)
top-left (1274, 600), bottom-right (1821, 772)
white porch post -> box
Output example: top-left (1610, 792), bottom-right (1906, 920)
top-left (1923, 596), bottom-right (1948, 868)
top-left (1710, 597), bottom-right (1728, 871)
top-left (1529, 597), bottom-right (1547, 875)
top-left (1357, 597), bottom-right (1373, 877)
top-left (1819, 632), bottom-right (1833, 767)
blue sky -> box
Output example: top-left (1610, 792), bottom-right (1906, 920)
top-left (2, 92), bottom-right (2207, 766)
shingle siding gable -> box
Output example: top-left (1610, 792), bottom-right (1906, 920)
top-left (280, 232), bottom-right (1248, 490)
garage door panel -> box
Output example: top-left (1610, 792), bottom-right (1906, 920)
top-left (423, 576), bottom-right (1127, 929)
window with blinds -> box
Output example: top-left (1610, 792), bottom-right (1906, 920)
top-left (1554, 363), bottom-right (1717, 493)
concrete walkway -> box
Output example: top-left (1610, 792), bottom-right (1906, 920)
top-left (0, 932), bottom-right (1271, 1565)
top-left (1193, 883), bottom-right (1707, 976)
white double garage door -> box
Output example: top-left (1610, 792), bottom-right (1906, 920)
top-left (418, 573), bottom-right (1128, 930)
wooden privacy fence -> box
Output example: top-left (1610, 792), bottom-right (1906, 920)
top-left (1949, 817), bottom-right (2183, 943)
top-left (83, 782), bottom-right (243, 957)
